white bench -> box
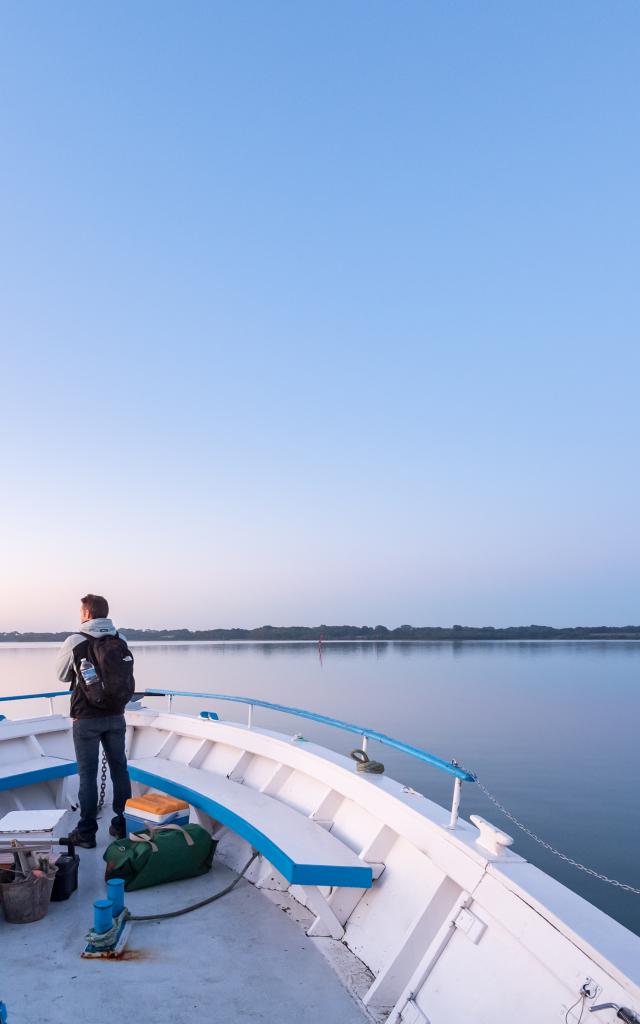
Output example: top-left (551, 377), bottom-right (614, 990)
top-left (0, 756), bottom-right (78, 793)
top-left (128, 756), bottom-right (377, 939)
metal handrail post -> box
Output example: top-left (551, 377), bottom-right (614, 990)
top-left (167, 694), bottom-right (173, 713)
top-left (362, 735), bottom-right (368, 753)
top-left (48, 697), bottom-right (55, 716)
top-left (448, 777), bottom-right (462, 830)
top-left (247, 704), bottom-right (254, 728)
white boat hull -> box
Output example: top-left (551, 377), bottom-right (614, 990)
top-left (1, 706), bottom-right (638, 1023)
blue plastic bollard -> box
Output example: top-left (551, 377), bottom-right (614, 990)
top-left (106, 878), bottom-right (125, 916)
top-left (93, 899), bottom-right (114, 934)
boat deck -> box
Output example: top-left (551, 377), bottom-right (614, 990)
top-left (3, 708), bottom-right (640, 1024)
top-left (1, 817), bottom-right (369, 1024)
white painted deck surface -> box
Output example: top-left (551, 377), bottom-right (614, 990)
top-left (3, 710), bottom-right (640, 1024)
top-left (1, 818), bottom-right (369, 1024)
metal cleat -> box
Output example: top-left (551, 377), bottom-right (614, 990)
top-left (470, 814), bottom-right (515, 856)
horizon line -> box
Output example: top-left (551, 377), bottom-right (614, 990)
top-left (2, 622), bottom-right (640, 639)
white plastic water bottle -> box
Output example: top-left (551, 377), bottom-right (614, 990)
top-left (79, 658), bottom-right (99, 688)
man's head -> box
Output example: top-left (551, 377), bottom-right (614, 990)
top-left (80, 594), bottom-right (109, 623)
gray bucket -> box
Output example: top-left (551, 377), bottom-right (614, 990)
top-left (0, 868), bottom-right (57, 924)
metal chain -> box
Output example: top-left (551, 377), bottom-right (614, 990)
top-left (97, 747), bottom-right (107, 812)
top-left (463, 769), bottom-right (640, 895)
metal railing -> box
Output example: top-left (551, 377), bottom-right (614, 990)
top-left (0, 687), bottom-right (474, 828)
top-left (0, 690), bottom-right (69, 716)
top-left (5, 690), bottom-right (636, 891)
top-left (145, 688), bottom-right (474, 828)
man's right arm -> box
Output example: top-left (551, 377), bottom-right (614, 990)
top-left (56, 635), bottom-right (78, 683)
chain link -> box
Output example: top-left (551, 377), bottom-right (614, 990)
top-left (462, 769), bottom-right (640, 895)
top-left (97, 747), bottom-right (107, 812)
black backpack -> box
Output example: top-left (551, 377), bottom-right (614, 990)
top-left (79, 632), bottom-right (135, 712)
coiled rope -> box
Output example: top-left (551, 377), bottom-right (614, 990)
top-left (350, 748), bottom-right (385, 774)
top-left (85, 909), bottom-right (128, 951)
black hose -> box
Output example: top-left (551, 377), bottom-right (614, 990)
top-left (126, 851), bottom-right (258, 922)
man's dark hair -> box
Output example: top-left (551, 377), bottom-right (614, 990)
top-left (81, 593), bottom-right (109, 619)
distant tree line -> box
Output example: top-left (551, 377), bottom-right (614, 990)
top-left (2, 624), bottom-right (640, 642)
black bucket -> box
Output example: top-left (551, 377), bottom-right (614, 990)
top-left (0, 869), bottom-right (57, 923)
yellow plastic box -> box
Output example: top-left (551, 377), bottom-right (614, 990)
top-left (125, 793), bottom-right (190, 834)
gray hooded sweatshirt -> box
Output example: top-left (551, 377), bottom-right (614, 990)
top-left (57, 618), bottom-right (129, 718)
top-left (56, 617), bottom-right (126, 682)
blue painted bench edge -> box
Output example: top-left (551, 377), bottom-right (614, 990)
top-left (0, 761), bottom-right (78, 793)
top-left (129, 764), bottom-right (373, 890)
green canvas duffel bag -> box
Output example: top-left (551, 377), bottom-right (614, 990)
top-left (104, 823), bottom-right (216, 891)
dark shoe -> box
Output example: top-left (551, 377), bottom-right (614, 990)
top-left (66, 828), bottom-right (96, 849)
top-left (109, 818), bottom-right (126, 839)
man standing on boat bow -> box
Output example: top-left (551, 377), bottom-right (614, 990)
top-left (56, 594), bottom-right (134, 848)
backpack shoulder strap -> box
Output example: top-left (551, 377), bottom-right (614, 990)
top-left (70, 634), bottom-right (92, 689)
top-left (78, 632), bottom-right (97, 653)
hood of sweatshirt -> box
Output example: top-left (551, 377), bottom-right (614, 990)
top-left (77, 617), bottom-right (118, 638)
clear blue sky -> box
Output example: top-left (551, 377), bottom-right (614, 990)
top-left (1, 2), bottom-right (638, 631)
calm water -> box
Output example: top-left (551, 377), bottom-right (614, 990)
top-left (1, 640), bottom-right (639, 935)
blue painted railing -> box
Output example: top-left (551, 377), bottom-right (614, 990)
top-left (0, 690), bottom-right (68, 702)
top-left (0, 688), bottom-right (473, 782)
top-left (0, 687), bottom-right (473, 827)
top-left (143, 688), bottom-right (475, 783)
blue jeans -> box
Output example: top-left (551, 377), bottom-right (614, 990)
top-left (72, 715), bottom-right (132, 836)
